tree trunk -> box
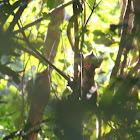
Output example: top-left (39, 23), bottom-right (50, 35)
top-left (23, 0), bottom-right (64, 139)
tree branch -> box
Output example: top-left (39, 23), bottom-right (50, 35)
top-left (111, 0), bottom-right (131, 77)
top-left (20, 31), bottom-right (72, 84)
top-left (7, 0), bottom-right (29, 33)
top-left (12, 0), bottom-right (73, 35)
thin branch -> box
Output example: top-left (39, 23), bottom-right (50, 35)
top-left (73, 10), bottom-right (79, 79)
top-left (82, 0), bottom-right (102, 32)
top-left (7, 0), bottom-right (29, 33)
top-left (120, 25), bottom-right (136, 76)
top-left (80, 2), bottom-right (86, 97)
top-left (85, 0), bottom-right (92, 10)
top-left (21, 0), bottom-right (35, 25)
top-left (13, 16), bottom-right (43, 35)
top-left (3, 118), bottom-right (54, 140)
top-left (111, 0), bottom-right (131, 77)
top-left (12, 0), bottom-right (73, 35)
top-left (129, 60), bottom-right (140, 76)
top-left (20, 31), bottom-right (72, 83)
top-left (18, 44), bottom-right (43, 61)
top-left (129, 46), bottom-right (140, 76)
top-left (15, 18), bottom-right (72, 84)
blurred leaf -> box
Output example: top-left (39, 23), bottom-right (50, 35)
top-left (43, 12), bottom-right (48, 19)
top-left (0, 64), bottom-right (20, 84)
top-left (61, 88), bottom-right (71, 99)
top-left (84, 41), bottom-right (93, 51)
top-left (47, 0), bottom-right (55, 9)
top-left (32, 7), bottom-right (36, 12)
top-left (87, 0), bottom-right (95, 7)
top-left (0, 79), bottom-right (7, 90)
top-left (9, 85), bottom-right (18, 94)
top-left (93, 30), bottom-right (115, 46)
top-left (1, 55), bottom-right (10, 65)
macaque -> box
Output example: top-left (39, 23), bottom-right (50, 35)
top-left (82, 51), bottom-right (102, 102)
top-left (68, 51), bottom-right (102, 102)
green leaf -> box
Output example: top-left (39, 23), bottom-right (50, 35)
top-left (47, 0), bottom-right (55, 9)
top-left (43, 12), bottom-right (48, 19)
top-left (93, 30), bottom-right (115, 46)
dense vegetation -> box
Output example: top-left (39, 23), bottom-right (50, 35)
top-left (0, 0), bottom-right (140, 139)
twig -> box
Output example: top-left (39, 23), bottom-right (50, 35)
top-left (16, 17), bottom-right (72, 83)
top-left (12, 0), bottom-right (73, 35)
top-left (3, 118), bottom-right (54, 140)
top-left (120, 25), bottom-right (136, 76)
top-left (21, 0), bottom-right (35, 25)
top-left (80, 2), bottom-right (86, 97)
top-left (129, 60), bottom-right (140, 76)
top-left (7, 0), bottom-right (29, 33)
top-left (111, 0), bottom-right (131, 77)
top-left (18, 45), bottom-right (43, 61)
top-left (73, 9), bottom-right (79, 79)
top-left (82, 0), bottom-right (102, 31)
top-left (85, 0), bottom-right (92, 10)
top-left (20, 30), bottom-right (72, 83)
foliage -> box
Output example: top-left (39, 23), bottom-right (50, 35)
top-left (0, 0), bottom-right (140, 140)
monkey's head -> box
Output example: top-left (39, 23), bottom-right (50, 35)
top-left (84, 51), bottom-right (102, 74)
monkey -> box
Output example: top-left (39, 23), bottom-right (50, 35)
top-left (67, 51), bottom-right (102, 102)
top-left (82, 51), bottom-right (102, 102)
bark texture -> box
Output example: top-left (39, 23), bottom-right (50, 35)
top-left (23, 0), bottom-right (64, 139)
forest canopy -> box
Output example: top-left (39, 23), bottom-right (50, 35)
top-left (0, 0), bottom-right (140, 140)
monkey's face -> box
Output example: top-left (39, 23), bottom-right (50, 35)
top-left (84, 51), bottom-right (102, 73)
